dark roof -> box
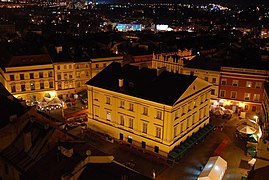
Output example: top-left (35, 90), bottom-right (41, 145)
top-left (86, 62), bottom-right (197, 105)
top-left (248, 165), bottom-right (269, 180)
top-left (6, 54), bottom-right (52, 67)
top-left (184, 56), bottom-right (223, 71)
top-left (1, 119), bottom-right (55, 175)
top-left (79, 162), bottom-right (151, 180)
top-left (0, 82), bottom-right (28, 128)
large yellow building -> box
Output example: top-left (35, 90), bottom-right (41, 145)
top-left (86, 62), bottom-right (212, 156)
top-left (0, 54), bottom-right (55, 104)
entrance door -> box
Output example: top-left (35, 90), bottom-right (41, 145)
top-left (120, 133), bottom-right (123, 140)
top-left (142, 141), bottom-right (146, 149)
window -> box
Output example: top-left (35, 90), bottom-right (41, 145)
top-left (120, 115), bottom-right (124, 126)
top-left (106, 97), bottom-right (110, 104)
top-left (174, 126), bottom-right (177, 137)
top-left (204, 77), bottom-right (208, 81)
top-left (11, 85), bottom-right (16, 93)
top-left (57, 65), bottom-right (60, 70)
top-left (20, 74), bottom-right (24, 80)
top-left (57, 82), bottom-right (62, 90)
top-left (174, 111), bottom-right (178, 119)
top-left (120, 100), bottom-right (125, 108)
top-left (103, 63), bottom-right (107, 67)
top-left (246, 81), bottom-right (252, 88)
top-left (220, 90), bottom-right (225, 97)
top-left (142, 123), bottom-right (147, 133)
top-left (255, 82), bottom-right (262, 89)
top-left (69, 65), bottom-right (72, 69)
top-left (253, 94), bottom-right (260, 102)
top-left (10, 75), bottom-right (14, 81)
top-left (95, 64), bottom-right (99, 69)
top-left (190, 71), bottom-right (194, 76)
top-left (154, 146), bottom-right (159, 153)
top-left (69, 73), bottom-right (72, 79)
top-left (39, 72), bottom-right (43, 78)
top-left (129, 103), bottom-right (134, 111)
top-left (30, 73), bottom-right (34, 79)
top-left (129, 118), bottom-right (133, 129)
top-left (21, 84), bottom-right (26, 91)
top-left (180, 123), bottom-right (184, 133)
top-left (252, 106), bottom-right (256, 112)
top-left (186, 118), bottom-right (190, 129)
top-left (244, 93), bottom-right (251, 100)
top-left (40, 82), bottom-right (44, 89)
top-left (182, 106), bottom-right (185, 115)
top-left (156, 127), bottom-right (161, 138)
top-left (212, 78), bottom-right (216, 84)
top-left (106, 112), bottom-right (111, 121)
top-left (64, 65), bottom-right (67, 69)
top-left (232, 80), bottom-right (238, 86)
top-left (231, 91), bottom-right (237, 99)
top-left (30, 83), bottom-right (35, 90)
top-left (143, 107), bottom-right (148, 115)
top-left (200, 95), bottom-right (204, 104)
top-left (94, 106), bottom-right (99, 117)
top-left (211, 89), bottom-right (215, 95)
top-left (57, 73), bottom-right (61, 80)
top-left (221, 79), bottom-right (227, 85)
top-left (245, 105), bottom-right (249, 111)
top-left (193, 100), bottom-right (197, 107)
top-left (48, 71), bottom-right (52, 77)
top-left (156, 111), bottom-right (162, 119)
top-left (49, 82), bottom-right (53, 88)
top-left (192, 114), bottom-right (195, 125)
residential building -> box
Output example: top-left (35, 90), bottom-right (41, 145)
top-left (219, 66), bottom-right (268, 115)
top-left (0, 54), bottom-right (55, 105)
top-left (262, 82), bottom-right (269, 137)
top-left (86, 62), bottom-right (211, 157)
top-left (152, 49), bottom-right (195, 74)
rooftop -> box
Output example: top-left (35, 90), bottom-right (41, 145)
top-left (87, 62), bottom-right (197, 106)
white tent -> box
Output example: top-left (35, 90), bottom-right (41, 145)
top-left (198, 156), bottom-right (227, 180)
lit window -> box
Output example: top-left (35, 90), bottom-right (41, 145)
top-left (246, 81), bottom-right (252, 88)
top-left (211, 89), bottom-right (215, 95)
top-left (253, 94), bottom-right (260, 102)
top-left (244, 93), bottom-right (251, 100)
top-left (232, 80), bottom-right (238, 86)
top-left (106, 112), bottom-right (111, 121)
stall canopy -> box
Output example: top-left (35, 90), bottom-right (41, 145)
top-left (198, 156), bottom-right (227, 180)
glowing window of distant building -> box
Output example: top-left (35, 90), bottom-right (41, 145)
top-left (246, 81), bottom-right (252, 88)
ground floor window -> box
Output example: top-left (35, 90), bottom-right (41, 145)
top-left (128, 136), bottom-right (132, 144)
top-left (252, 106), bottom-right (256, 112)
top-left (142, 141), bottom-right (146, 149)
top-left (154, 146), bottom-right (159, 153)
top-left (120, 133), bottom-right (123, 140)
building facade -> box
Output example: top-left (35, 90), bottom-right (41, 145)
top-left (219, 67), bottom-right (268, 115)
top-left (87, 62), bottom-right (211, 157)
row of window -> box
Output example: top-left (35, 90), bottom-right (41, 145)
top-left (221, 79), bottom-right (262, 88)
top-left (10, 71), bottom-right (53, 81)
top-left (10, 82), bottom-right (53, 93)
top-left (219, 90), bottom-right (261, 101)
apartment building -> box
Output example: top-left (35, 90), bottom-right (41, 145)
top-left (86, 62), bottom-right (211, 156)
top-left (219, 67), bottom-right (268, 114)
top-left (0, 54), bottom-right (55, 104)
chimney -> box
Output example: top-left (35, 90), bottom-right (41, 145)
top-left (157, 67), bottom-right (166, 76)
top-left (119, 79), bottom-right (124, 88)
